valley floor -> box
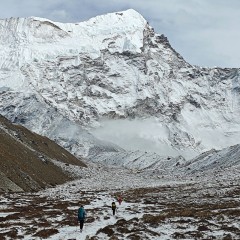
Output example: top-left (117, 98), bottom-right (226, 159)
top-left (0, 162), bottom-right (239, 240)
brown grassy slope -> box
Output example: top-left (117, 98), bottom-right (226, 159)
top-left (0, 115), bottom-right (87, 192)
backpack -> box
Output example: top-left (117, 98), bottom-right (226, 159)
top-left (78, 207), bottom-right (85, 220)
top-left (112, 202), bottom-right (116, 209)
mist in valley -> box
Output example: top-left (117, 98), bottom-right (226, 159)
top-left (90, 118), bottom-right (198, 159)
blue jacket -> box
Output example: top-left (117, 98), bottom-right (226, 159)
top-left (78, 207), bottom-right (86, 221)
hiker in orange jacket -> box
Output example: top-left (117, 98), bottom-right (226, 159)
top-left (117, 196), bottom-right (123, 205)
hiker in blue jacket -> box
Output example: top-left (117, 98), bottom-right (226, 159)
top-left (78, 205), bottom-right (86, 232)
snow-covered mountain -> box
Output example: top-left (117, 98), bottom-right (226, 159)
top-left (0, 9), bottom-right (239, 164)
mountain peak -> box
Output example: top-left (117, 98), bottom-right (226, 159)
top-left (28, 9), bottom-right (146, 26)
top-left (0, 8), bottom-right (150, 84)
top-left (83, 8), bottom-right (146, 25)
top-left (1, 9), bottom-right (239, 163)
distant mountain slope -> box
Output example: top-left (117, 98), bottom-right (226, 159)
top-left (181, 144), bottom-right (240, 173)
top-left (0, 9), bottom-right (239, 162)
top-left (0, 115), bottom-right (86, 192)
top-left (89, 143), bottom-right (240, 176)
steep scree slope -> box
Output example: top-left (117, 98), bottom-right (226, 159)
top-left (0, 115), bottom-right (86, 192)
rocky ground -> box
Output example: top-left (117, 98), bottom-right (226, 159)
top-left (0, 162), bottom-right (239, 240)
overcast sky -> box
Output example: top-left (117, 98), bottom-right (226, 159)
top-left (1, 0), bottom-right (239, 67)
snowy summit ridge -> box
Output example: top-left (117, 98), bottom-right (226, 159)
top-left (0, 9), bottom-right (240, 165)
top-left (0, 9), bottom-right (146, 79)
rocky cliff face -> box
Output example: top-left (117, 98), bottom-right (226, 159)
top-left (0, 9), bottom-right (239, 162)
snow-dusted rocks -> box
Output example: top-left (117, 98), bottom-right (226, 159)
top-left (0, 160), bottom-right (239, 239)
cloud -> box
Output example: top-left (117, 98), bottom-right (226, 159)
top-left (90, 118), bottom-right (181, 157)
top-left (0, 0), bottom-right (239, 67)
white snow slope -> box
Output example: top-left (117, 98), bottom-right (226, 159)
top-left (0, 9), bottom-right (240, 166)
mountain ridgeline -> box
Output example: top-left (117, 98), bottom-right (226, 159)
top-left (0, 9), bottom-right (240, 169)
